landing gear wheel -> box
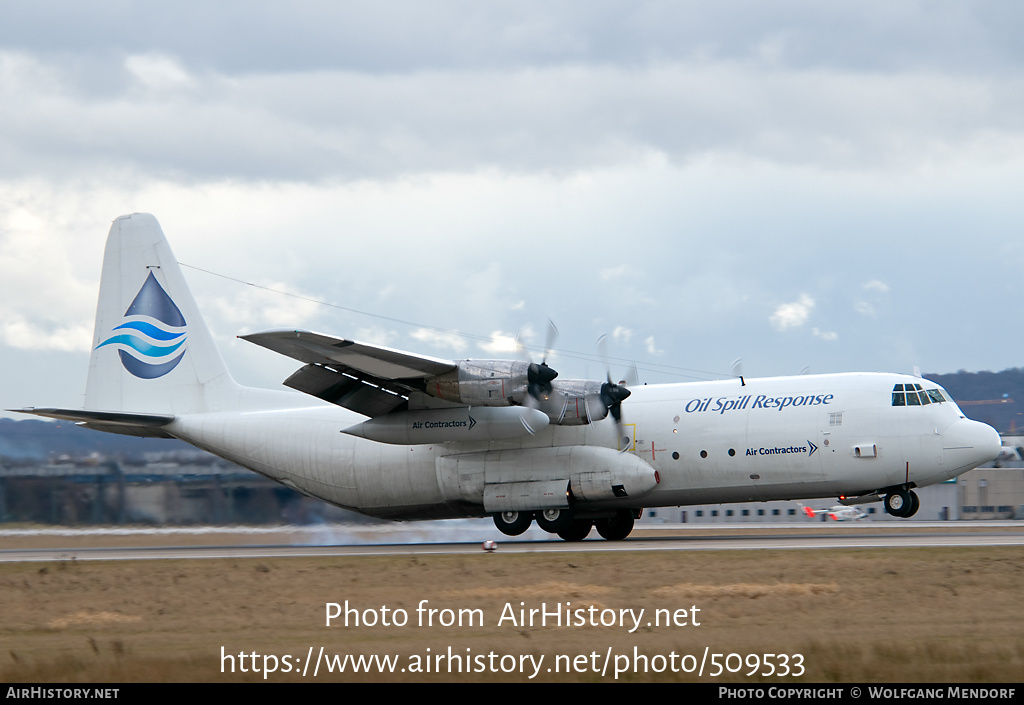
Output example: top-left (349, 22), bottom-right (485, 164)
top-left (885, 488), bottom-right (916, 518)
top-left (493, 511), bottom-right (532, 536)
top-left (595, 510), bottom-right (635, 540)
top-left (536, 508), bottom-right (573, 533)
top-left (905, 490), bottom-right (920, 518)
top-left (557, 520), bottom-right (593, 542)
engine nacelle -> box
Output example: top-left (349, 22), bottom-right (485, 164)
top-left (424, 360), bottom-right (528, 406)
top-left (533, 380), bottom-right (611, 425)
top-left (421, 361), bottom-right (624, 427)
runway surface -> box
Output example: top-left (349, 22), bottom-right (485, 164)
top-left (2, 521), bottom-right (1022, 562)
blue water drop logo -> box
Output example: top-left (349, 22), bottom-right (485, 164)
top-left (96, 271), bottom-right (187, 379)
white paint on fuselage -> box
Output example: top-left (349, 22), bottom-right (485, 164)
top-left (620, 372), bottom-right (969, 506)
top-left (164, 371), bottom-right (999, 521)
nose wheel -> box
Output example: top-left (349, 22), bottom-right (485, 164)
top-left (884, 488), bottom-right (920, 518)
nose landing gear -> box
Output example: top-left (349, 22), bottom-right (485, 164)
top-left (884, 488), bottom-right (920, 518)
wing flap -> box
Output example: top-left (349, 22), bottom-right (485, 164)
top-left (283, 364), bottom-right (410, 417)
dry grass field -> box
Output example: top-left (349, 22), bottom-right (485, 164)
top-left (1, 543), bottom-right (1022, 683)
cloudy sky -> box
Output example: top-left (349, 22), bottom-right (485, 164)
top-left (2, 2), bottom-right (1023, 415)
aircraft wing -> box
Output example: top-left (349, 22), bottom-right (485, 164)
top-left (240, 329), bottom-right (456, 379)
top-left (241, 329), bottom-right (459, 418)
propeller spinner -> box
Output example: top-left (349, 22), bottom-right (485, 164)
top-left (600, 379), bottom-right (631, 422)
top-left (518, 320), bottom-right (560, 403)
top-left (528, 361), bottom-right (558, 400)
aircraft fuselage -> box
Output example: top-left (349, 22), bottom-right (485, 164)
top-left (167, 371), bottom-right (998, 521)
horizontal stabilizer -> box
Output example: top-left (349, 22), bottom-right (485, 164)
top-left (11, 407), bottom-right (176, 438)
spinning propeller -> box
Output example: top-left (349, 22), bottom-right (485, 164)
top-left (597, 334), bottom-right (632, 443)
top-left (517, 320), bottom-right (560, 405)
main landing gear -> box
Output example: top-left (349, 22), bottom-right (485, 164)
top-left (884, 487), bottom-right (920, 518)
top-left (491, 508), bottom-right (637, 541)
top-left (535, 508), bottom-right (593, 541)
top-left (492, 510), bottom-right (532, 536)
top-left (594, 511), bottom-right (634, 540)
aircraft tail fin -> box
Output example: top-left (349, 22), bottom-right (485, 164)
top-left (84, 213), bottom-right (241, 415)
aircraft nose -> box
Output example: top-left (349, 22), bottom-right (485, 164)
top-left (942, 419), bottom-right (1001, 474)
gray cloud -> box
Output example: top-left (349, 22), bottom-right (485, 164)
top-left (4, 2), bottom-right (1024, 74)
top-left (3, 49), bottom-right (1022, 183)
top-left (3, 2), bottom-right (1024, 415)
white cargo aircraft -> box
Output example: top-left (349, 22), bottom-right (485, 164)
top-left (15, 214), bottom-right (1001, 540)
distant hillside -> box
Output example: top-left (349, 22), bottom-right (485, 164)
top-left (0, 418), bottom-right (193, 463)
top-left (924, 368), bottom-right (1024, 434)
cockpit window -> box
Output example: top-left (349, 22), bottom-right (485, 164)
top-left (892, 383), bottom-right (946, 407)
top-left (892, 384), bottom-right (906, 406)
top-left (927, 389), bottom-right (947, 403)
